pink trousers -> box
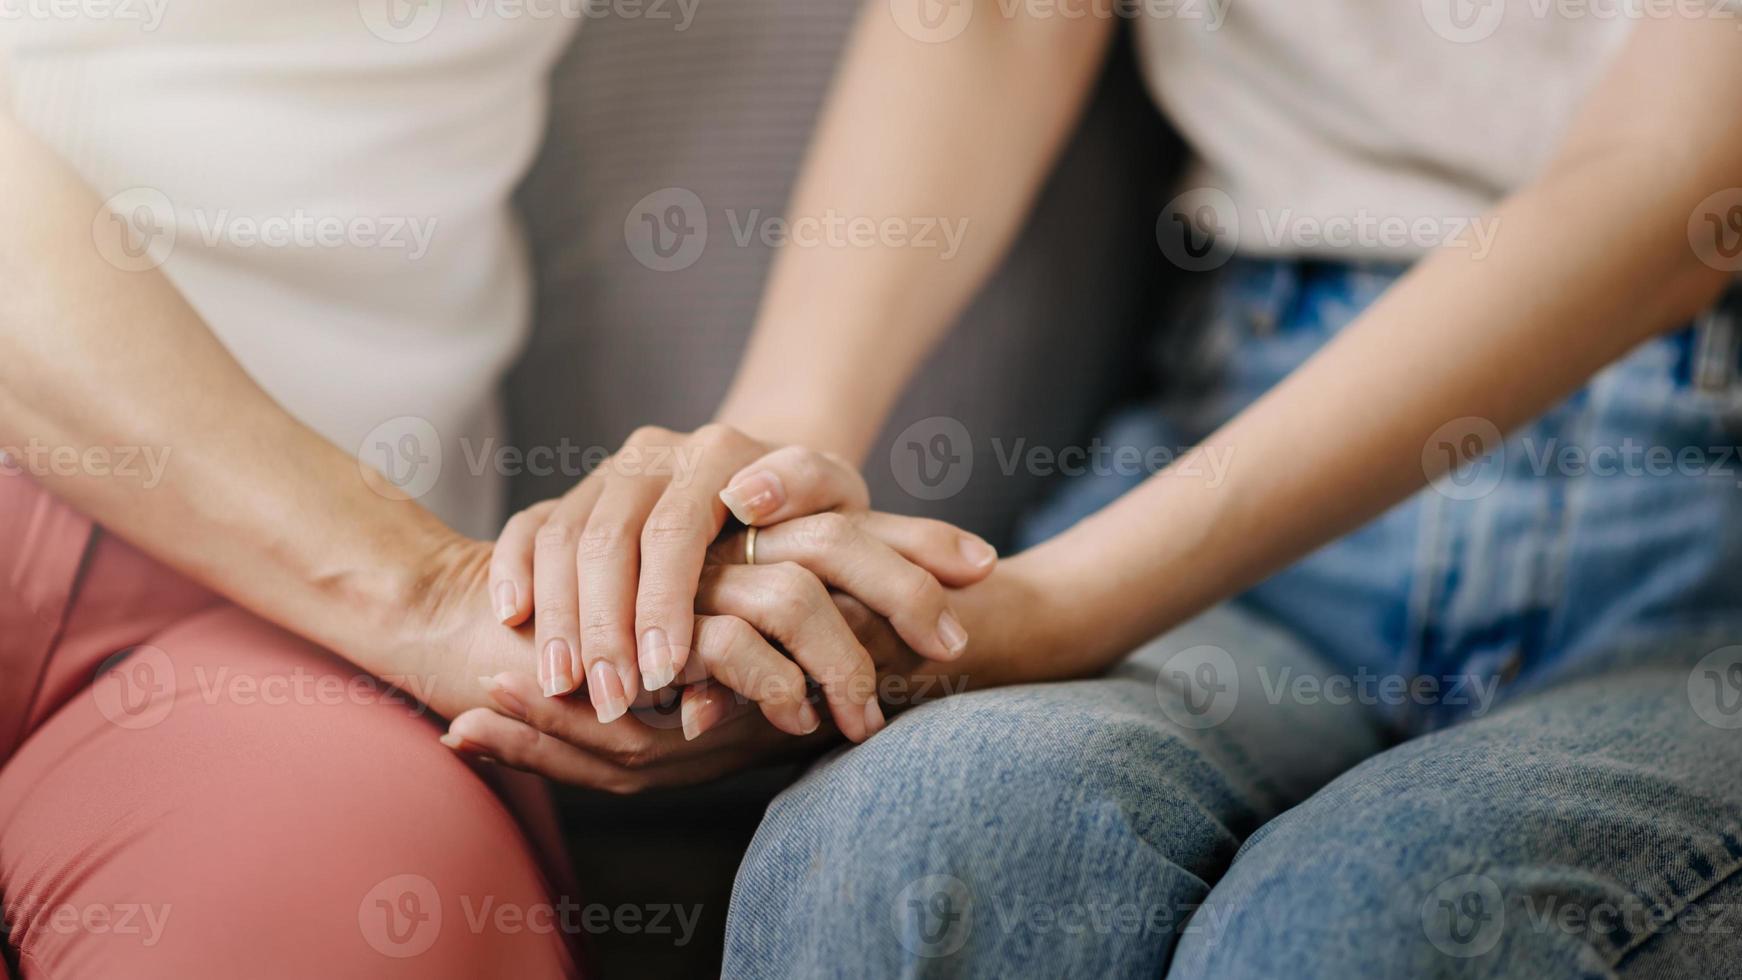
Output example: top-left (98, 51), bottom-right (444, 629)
top-left (0, 473), bottom-right (583, 978)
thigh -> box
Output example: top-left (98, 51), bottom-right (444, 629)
top-left (1172, 625), bottom-right (1742, 980)
top-left (0, 480), bottom-right (581, 979)
top-left (1, 472), bottom-right (220, 760)
top-left (724, 604), bottom-right (1387, 980)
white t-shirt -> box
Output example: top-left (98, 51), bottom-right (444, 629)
top-left (1137, 2), bottom-right (1670, 259)
top-left (2, 4), bottom-right (577, 535)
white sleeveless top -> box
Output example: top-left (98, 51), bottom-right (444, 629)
top-left (2, 4), bottom-right (577, 535)
top-left (1137, 2), bottom-right (1660, 258)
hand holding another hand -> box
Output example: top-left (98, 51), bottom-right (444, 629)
top-left (483, 423), bottom-right (998, 738)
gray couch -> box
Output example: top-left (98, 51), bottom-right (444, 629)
top-left (508, 12), bottom-right (1180, 976)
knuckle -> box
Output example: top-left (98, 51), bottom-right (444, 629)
top-left (919, 522), bottom-right (960, 558)
top-left (533, 582), bottom-right (579, 614)
top-left (767, 663), bottom-right (809, 704)
top-left (797, 511), bottom-right (855, 552)
top-left (533, 520), bottom-right (579, 552)
top-left (810, 656), bottom-right (861, 693)
top-left (504, 507), bottom-right (544, 534)
top-left (771, 444), bottom-right (823, 481)
top-left (832, 592), bottom-right (877, 632)
top-left (691, 618), bottom-right (733, 666)
top-left (527, 711), bottom-right (567, 741)
top-left (768, 589), bottom-right (813, 627)
top-left (612, 738), bottom-right (660, 771)
top-left (581, 613), bottom-right (626, 648)
top-left (487, 551), bottom-right (523, 583)
top-left (692, 422), bottom-right (745, 451)
top-left (634, 585), bottom-right (689, 626)
top-left (576, 521), bottom-right (632, 561)
top-left (763, 563), bottom-right (822, 620)
top-left (534, 600), bottom-right (579, 627)
top-left (902, 566), bottom-right (944, 607)
top-left (500, 724), bottom-right (542, 762)
top-left (768, 560), bottom-right (819, 594)
top-left (627, 425), bottom-right (671, 447)
top-left (642, 498), bottom-right (708, 546)
top-left (713, 614), bottom-right (760, 651)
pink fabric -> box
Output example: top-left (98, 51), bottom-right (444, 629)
top-left (0, 473), bottom-right (583, 978)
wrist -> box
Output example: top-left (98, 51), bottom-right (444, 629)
top-left (953, 538), bottom-right (1149, 687)
top-left (714, 341), bottom-right (896, 465)
top-left (973, 550), bottom-right (1082, 684)
top-left (712, 398), bottom-right (875, 465)
top-left (321, 515), bottom-right (487, 679)
top-left (894, 552), bottom-right (1078, 698)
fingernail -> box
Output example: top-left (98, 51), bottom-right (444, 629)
top-left (796, 699), bottom-right (822, 735)
top-left (862, 698), bottom-right (886, 738)
top-left (495, 581), bottom-right (519, 623)
top-left (719, 470), bottom-right (785, 525)
top-left (589, 660), bottom-right (629, 723)
top-left (487, 679), bottom-right (529, 720)
top-left (543, 639), bottom-right (575, 697)
top-left (439, 732), bottom-right (492, 762)
top-left (936, 609), bottom-right (969, 658)
top-left (683, 690), bottom-right (731, 741)
top-left (639, 628), bottom-right (675, 691)
top-left (959, 536), bottom-right (998, 568)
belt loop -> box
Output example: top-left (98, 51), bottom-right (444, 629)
top-left (1693, 281), bottom-right (1742, 401)
top-left (1246, 259), bottom-right (1301, 336)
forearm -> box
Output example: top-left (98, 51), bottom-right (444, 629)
top-left (1022, 164), bottom-right (1731, 678)
top-left (0, 112), bottom-right (452, 674)
top-left (715, 0), bottom-right (1114, 461)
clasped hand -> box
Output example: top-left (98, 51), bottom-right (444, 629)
top-left (427, 424), bottom-right (997, 791)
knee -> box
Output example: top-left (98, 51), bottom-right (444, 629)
top-left (2, 608), bottom-right (575, 979)
top-left (758, 681), bottom-right (1234, 875)
top-left (727, 684), bottom-right (1231, 978)
top-left (1171, 746), bottom-right (1614, 980)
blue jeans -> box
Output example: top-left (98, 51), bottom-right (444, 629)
top-left (723, 259), bottom-right (1742, 978)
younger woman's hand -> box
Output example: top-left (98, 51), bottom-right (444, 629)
top-left (681, 511), bottom-right (997, 741)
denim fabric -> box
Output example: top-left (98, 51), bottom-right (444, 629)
top-left (725, 615), bottom-right (1742, 978)
top-left (724, 259), bottom-right (1742, 978)
top-left (725, 605), bottom-right (1389, 978)
top-left (1171, 621), bottom-right (1742, 980)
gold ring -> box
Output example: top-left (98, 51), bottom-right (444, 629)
top-left (745, 525), bottom-right (758, 566)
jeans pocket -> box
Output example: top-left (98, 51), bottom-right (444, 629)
top-left (1171, 261), bottom-right (1398, 434)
